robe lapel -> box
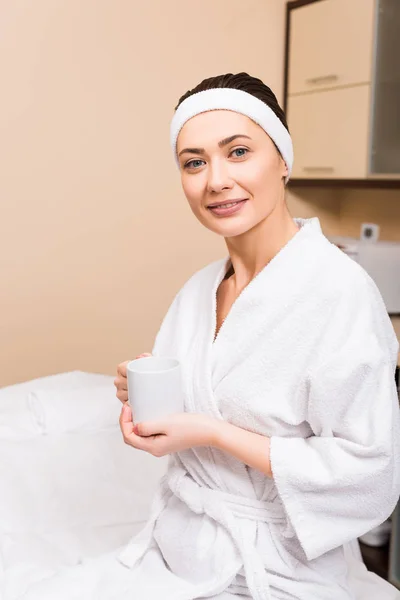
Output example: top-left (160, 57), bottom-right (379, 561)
top-left (184, 256), bottom-right (230, 420)
top-left (210, 219), bottom-right (323, 393)
top-left (179, 218), bottom-right (323, 422)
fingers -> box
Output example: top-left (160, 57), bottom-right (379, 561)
top-left (134, 420), bottom-right (164, 437)
top-left (115, 354), bottom-right (152, 404)
top-left (119, 405), bottom-right (154, 453)
top-left (115, 354), bottom-right (151, 381)
top-left (114, 376), bottom-right (127, 392)
top-left (114, 369), bottom-right (128, 403)
top-left (115, 360), bottom-right (129, 403)
top-left (119, 403), bottom-right (134, 435)
top-left (117, 360), bottom-right (130, 378)
top-left (115, 389), bottom-right (128, 403)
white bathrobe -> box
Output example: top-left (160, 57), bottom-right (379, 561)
top-left (16, 217), bottom-right (400, 600)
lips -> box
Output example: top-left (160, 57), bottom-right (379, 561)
top-left (207, 199), bottom-right (248, 217)
top-left (207, 198), bottom-right (248, 209)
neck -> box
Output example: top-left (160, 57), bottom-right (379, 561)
top-left (223, 200), bottom-right (300, 292)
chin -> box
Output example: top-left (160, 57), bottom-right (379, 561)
top-left (209, 219), bottom-right (255, 238)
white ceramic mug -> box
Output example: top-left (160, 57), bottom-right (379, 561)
top-left (126, 356), bottom-right (184, 422)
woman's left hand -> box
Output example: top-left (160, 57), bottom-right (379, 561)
top-left (119, 404), bottom-right (219, 457)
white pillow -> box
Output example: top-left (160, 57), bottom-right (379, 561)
top-left (28, 384), bottom-right (121, 434)
top-left (0, 372), bottom-right (115, 440)
top-left (0, 371), bottom-right (113, 399)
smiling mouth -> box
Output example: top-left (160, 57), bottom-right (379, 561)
top-left (207, 199), bottom-right (248, 209)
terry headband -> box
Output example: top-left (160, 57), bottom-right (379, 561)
top-left (170, 88), bottom-right (293, 182)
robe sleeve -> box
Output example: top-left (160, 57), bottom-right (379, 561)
top-left (269, 273), bottom-right (400, 561)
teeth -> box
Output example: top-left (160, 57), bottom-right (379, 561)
top-left (212, 201), bottom-right (241, 209)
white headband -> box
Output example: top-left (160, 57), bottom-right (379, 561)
top-left (170, 88), bottom-right (293, 182)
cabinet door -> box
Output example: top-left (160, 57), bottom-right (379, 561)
top-left (287, 85), bottom-right (371, 179)
top-left (288, 0), bottom-right (376, 95)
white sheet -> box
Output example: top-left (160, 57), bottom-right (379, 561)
top-left (0, 372), bottom-right (167, 599)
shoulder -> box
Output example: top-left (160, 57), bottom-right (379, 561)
top-left (312, 236), bottom-right (398, 366)
top-left (315, 234), bottom-right (381, 303)
top-left (160, 257), bottom-right (225, 320)
top-left (152, 257), bottom-right (225, 350)
top-left (294, 218), bottom-right (376, 302)
top-left (177, 257), bottom-right (226, 296)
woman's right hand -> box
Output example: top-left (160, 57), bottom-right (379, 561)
top-left (114, 353), bottom-right (152, 404)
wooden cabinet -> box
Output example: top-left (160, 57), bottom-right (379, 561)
top-left (288, 0), bottom-right (375, 95)
top-left (288, 85), bottom-right (371, 179)
top-left (285, 0), bottom-right (400, 184)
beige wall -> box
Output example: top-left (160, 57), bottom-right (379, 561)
top-left (288, 186), bottom-right (400, 241)
top-left (1, 1), bottom-right (399, 387)
top-left (1, 0), bottom-right (289, 386)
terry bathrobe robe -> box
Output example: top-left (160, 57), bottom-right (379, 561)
top-left (14, 217), bottom-right (400, 600)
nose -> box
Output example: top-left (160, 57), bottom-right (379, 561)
top-left (206, 158), bottom-right (233, 194)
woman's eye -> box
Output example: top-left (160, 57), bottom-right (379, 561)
top-left (185, 159), bottom-right (205, 169)
top-left (231, 147), bottom-right (248, 158)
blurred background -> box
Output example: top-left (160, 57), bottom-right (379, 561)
top-left (1, 0), bottom-right (399, 388)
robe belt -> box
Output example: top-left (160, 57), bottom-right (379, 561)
top-left (118, 467), bottom-right (286, 600)
top-left (168, 469), bottom-right (286, 525)
top-left (167, 468), bottom-right (286, 600)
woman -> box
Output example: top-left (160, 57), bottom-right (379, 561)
top-left (20, 73), bottom-right (400, 599)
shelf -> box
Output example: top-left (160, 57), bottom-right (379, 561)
top-left (287, 178), bottom-right (400, 189)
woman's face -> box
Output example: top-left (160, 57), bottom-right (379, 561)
top-left (176, 110), bottom-right (288, 237)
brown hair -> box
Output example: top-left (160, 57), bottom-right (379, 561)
top-left (175, 72), bottom-right (289, 132)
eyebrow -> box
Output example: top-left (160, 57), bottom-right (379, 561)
top-left (178, 134), bottom-right (252, 158)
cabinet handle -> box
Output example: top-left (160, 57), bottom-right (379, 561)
top-left (303, 166), bottom-right (335, 173)
top-left (305, 74), bottom-right (339, 85)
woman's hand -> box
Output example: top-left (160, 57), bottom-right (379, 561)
top-left (114, 353), bottom-right (152, 404)
top-left (119, 405), bottom-right (219, 457)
